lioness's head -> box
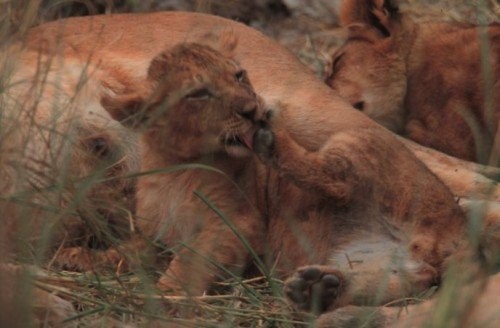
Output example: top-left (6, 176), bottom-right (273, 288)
top-left (324, 0), bottom-right (407, 133)
top-left (102, 43), bottom-right (267, 160)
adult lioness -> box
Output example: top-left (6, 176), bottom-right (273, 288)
top-left (16, 11), bottom-right (498, 326)
top-left (324, 0), bottom-right (500, 164)
top-left (0, 39), bottom-right (138, 326)
top-left (0, 46), bottom-right (138, 257)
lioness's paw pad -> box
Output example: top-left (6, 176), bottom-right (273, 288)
top-left (284, 266), bottom-right (342, 313)
top-left (253, 128), bottom-right (274, 159)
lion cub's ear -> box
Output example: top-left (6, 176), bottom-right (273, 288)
top-left (340, 0), bottom-right (399, 37)
top-left (101, 92), bottom-right (150, 129)
top-left (346, 23), bottom-right (386, 43)
top-left (199, 27), bottom-right (238, 59)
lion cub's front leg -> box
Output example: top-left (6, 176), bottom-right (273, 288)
top-left (254, 126), bottom-right (357, 205)
top-left (157, 213), bottom-right (264, 295)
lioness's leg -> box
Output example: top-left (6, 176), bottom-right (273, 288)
top-left (285, 260), bottom-right (437, 314)
top-left (314, 272), bottom-right (500, 328)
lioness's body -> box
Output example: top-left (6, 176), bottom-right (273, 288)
top-left (4, 11), bottom-right (494, 325)
top-left (0, 34), bottom-right (138, 327)
top-left (0, 44), bottom-right (141, 259)
top-left (326, 0), bottom-right (500, 164)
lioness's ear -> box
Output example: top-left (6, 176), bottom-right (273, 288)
top-left (101, 92), bottom-right (149, 129)
top-left (340, 0), bottom-right (398, 37)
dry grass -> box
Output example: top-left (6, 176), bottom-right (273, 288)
top-left (33, 269), bottom-right (304, 327)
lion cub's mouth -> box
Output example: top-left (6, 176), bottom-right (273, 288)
top-left (223, 129), bottom-right (256, 157)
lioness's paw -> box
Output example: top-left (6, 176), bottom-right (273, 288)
top-left (284, 265), bottom-right (344, 313)
top-left (253, 127), bottom-right (275, 160)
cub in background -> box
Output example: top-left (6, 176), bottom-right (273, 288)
top-left (325, 0), bottom-right (499, 164)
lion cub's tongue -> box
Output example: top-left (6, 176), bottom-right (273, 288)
top-left (241, 131), bottom-right (254, 150)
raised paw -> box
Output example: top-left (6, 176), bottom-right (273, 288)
top-left (284, 265), bottom-right (344, 313)
top-left (253, 127), bottom-right (275, 161)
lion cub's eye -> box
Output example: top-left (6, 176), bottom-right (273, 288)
top-left (235, 70), bottom-right (248, 83)
top-left (185, 88), bottom-right (212, 99)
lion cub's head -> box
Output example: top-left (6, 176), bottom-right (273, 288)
top-left (324, 0), bottom-right (407, 133)
top-left (102, 43), bottom-right (267, 160)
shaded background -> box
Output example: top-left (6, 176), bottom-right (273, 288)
top-left (2, 0), bottom-right (499, 76)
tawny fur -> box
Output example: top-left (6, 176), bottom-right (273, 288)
top-left (7, 11), bottom-right (498, 326)
top-left (0, 47), bottom-right (138, 257)
top-left (314, 272), bottom-right (500, 328)
top-left (0, 264), bottom-right (76, 327)
top-left (325, 0), bottom-right (500, 164)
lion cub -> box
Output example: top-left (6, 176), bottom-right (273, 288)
top-left (101, 42), bottom-right (268, 294)
top-left (325, 0), bottom-right (499, 164)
